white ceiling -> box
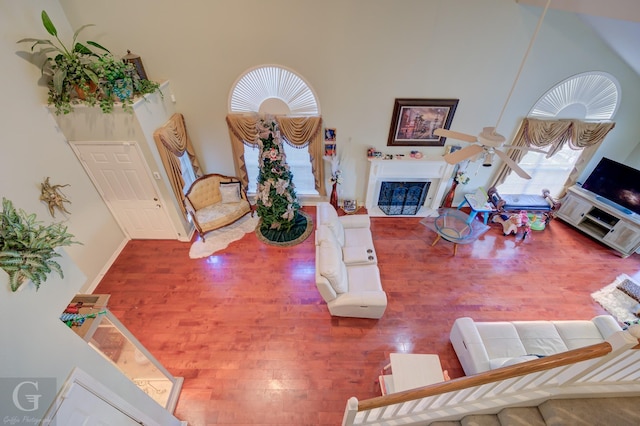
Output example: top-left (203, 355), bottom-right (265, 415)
top-left (517, 0), bottom-right (640, 76)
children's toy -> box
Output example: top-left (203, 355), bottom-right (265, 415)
top-left (492, 213), bottom-right (519, 236)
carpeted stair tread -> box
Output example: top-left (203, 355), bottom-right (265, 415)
top-left (430, 422), bottom-right (462, 426)
top-left (498, 407), bottom-right (545, 426)
top-left (461, 414), bottom-right (501, 426)
top-left (539, 397), bottom-right (640, 426)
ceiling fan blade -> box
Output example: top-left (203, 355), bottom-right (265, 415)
top-left (494, 149), bottom-right (531, 179)
top-left (443, 144), bottom-right (485, 165)
top-left (434, 128), bottom-right (478, 143)
top-left (503, 144), bottom-right (547, 155)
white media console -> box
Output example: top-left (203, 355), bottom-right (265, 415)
top-left (557, 185), bottom-right (640, 257)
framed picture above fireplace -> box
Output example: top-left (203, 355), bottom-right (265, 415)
top-left (387, 98), bottom-right (459, 147)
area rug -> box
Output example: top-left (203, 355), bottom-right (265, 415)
top-left (189, 215), bottom-right (259, 259)
top-left (256, 210), bottom-right (313, 247)
top-left (591, 274), bottom-right (640, 324)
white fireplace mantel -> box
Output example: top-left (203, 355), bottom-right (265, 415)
top-left (365, 157), bottom-right (455, 217)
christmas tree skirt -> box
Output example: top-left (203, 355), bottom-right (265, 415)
top-left (256, 211), bottom-right (313, 247)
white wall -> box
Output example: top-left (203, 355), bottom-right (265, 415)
top-left (2, 2), bottom-right (126, 291)
top-left (0, 251), bottom-right (181, 424)
top-left (1, 2), bottom-right (179, 423)
top-left (57, 0), bottom-right (640, 202)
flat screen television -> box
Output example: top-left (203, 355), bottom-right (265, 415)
top-left (581, 157), bottom-right (640, 216)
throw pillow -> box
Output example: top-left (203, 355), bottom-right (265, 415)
top-left (219, 182), bottom-right (242, 204)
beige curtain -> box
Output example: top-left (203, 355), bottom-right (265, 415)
top-left (153, 113), bottom-right (204, 218)
top-left (491, 118), bottom-right (615, 195)
top-left (226, 114), bottom-right (326, 196)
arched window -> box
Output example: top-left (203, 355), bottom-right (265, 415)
top-left (229, 65), bottom-right (320, 195)
top-left (498, 72), bottom-right (619, 197)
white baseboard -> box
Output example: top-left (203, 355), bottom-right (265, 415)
top-left (82, 236), bottom-right (130, 293)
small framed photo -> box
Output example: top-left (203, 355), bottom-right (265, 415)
top-left (324, 143), bottom-right (336, 156)
top-left (387, 98), bottom-right (459, 147)
top-left (324, 128), bottom-right (336, 142)
top-left (342, 199), bottom-right (357, 214)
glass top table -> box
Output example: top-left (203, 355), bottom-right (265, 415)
top-left (420, 208), bottom-right (490, 255)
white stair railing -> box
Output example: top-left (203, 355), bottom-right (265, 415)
top-left (343, 330), bottom-right (640, 426)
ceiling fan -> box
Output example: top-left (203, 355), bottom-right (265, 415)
top-left (435, 0), bottom-right (552, 179)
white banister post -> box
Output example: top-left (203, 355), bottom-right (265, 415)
top-left (342, 396), bottom-right (358, 426)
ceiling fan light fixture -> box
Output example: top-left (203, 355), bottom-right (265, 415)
top-left (483, 152), bottom-right (494, 167)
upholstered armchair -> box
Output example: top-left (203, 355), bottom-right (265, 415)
top-left (183, 173), bottom-right (253, 241)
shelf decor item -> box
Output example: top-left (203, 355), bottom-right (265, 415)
top-left (0, 198), bottom-right (80, 292)
top-left (17, 10), bottom-right (160, 115)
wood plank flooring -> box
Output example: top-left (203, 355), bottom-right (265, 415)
top-left (94, 206), bottom-right (640, 425)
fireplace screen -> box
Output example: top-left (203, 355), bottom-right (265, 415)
top-left (378, 181), bottom-right (430, 215)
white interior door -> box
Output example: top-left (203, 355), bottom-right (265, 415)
top-left (73, 142), bottom-right (177, 240)
top-left (44, 368), bottom-right (171, 426)
top-left (51, 383), bottom-right (142, 426)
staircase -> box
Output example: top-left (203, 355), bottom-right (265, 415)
top-left (343, 328), bottom-right (640, 425)
top-left (431, 396), bottom-right (640, 425)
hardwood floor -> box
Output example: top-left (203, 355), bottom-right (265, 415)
top-left (94, 206), bottom-right (640, 425)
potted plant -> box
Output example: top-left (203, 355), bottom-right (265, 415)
top-left (0, 198), bottom-right (80, 292)
top-left (91, 54), bottom-right (160, 113)
top-left (18, 10), bottom-right (160, 115)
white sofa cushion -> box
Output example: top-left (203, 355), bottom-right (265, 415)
top-left (513, 321), bottom-right (568, 356)
top-left (327, 218), bottom-right (346, 246)
top-left (318, 239), bottom-right (348, 293)
top-left (476, 322), bottom-right (527, 359)
top-left (347, 264), bottom-right (383, 292)
top-left (552, 320), bottom-right (609, 350)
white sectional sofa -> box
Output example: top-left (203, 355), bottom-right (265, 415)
top-left (314, 203), bottom-right (387, 319)
top-left (450, 315), bottom-right (622, 375)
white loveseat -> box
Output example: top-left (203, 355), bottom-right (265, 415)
top-left (314, 203), bottom-right (387, 319)
top-left (450, 315), bottom-right (622, 375)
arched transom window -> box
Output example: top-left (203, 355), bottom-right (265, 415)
top-left (499, 72), bottom-right (620, 196)
top-left (229, 65), bottom-right (320, 195)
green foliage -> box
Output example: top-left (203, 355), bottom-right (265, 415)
top-left (255, 119), bottom-right (300, 232)
top-left (0, 198), bottom-right (80, 292)
top-left (18, 10), bottom-right (160, 115)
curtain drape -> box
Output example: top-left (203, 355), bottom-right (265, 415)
top-left (226, 113), bottom-right (325, 196)
top-left (153, 113), bottom-right (204, 218)
top-left (490, 118), bottom-right (615, 195)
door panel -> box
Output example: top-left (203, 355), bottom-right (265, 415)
top-left (74, 142), bottom-right (177, 240)
top-left (53, 383), bottom-right (141, 425)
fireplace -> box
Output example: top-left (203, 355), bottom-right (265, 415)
top-left (378, 181), bottom-right (431, 215)
top-left (365, 157), bottom-right (455, 217)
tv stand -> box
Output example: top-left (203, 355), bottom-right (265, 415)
top-left (557, 186), bottom-right (640, 257)
top-left (594, 196), bottom-right (634, 215)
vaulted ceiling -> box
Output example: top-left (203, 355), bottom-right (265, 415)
top-left (517, 0), bottom-right (640, 76)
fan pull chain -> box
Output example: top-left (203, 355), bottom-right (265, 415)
top-left (494, 0), bottom-right (551, 133)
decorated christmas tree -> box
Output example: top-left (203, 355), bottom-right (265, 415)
top-left (255, 118), bottom-right (301, 234)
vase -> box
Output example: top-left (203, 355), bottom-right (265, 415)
top-left (442, 180), bottom-right (458, 208)
top-left (73, 81), bottom-right (98, 100)
top-left (330, 182), bottom-right (338, 210)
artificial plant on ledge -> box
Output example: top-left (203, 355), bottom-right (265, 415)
top-left (18, 10), bottom-right (160, 115)
top-left (0, 198), bottom-right (80, 292)
top-left (255, 119), bottom-right (310, 244)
